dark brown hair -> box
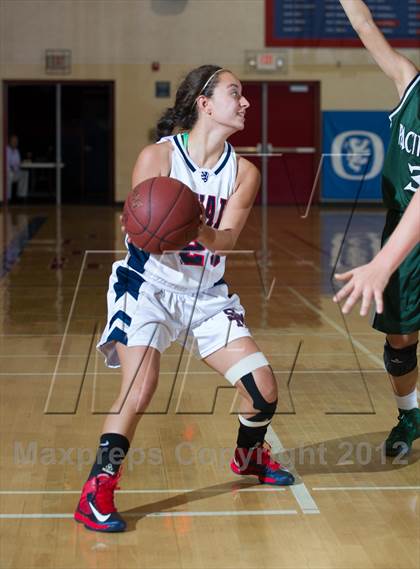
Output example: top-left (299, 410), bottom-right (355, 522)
top-left (155, 65), bottom-right (225, 140)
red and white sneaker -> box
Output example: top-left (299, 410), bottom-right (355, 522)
top-left (230, 445), bottom-right (295, 486)
top-left (74, 472), bottom-right (126, 532)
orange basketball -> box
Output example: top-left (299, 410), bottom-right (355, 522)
top-left (122, 177), bottom-right (201, 254)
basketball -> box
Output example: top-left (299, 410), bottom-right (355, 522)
top-left (122, 177), bottom-right (202, 253)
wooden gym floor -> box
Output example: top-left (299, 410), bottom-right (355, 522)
top-left (0, 204), bottom-right (418, 569)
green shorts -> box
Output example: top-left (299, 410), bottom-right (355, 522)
top-left (372, 210), bottom-right (420, 335)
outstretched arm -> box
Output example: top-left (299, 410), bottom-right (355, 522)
top-left (333, 191), bottom-right (420, 315)
top-left (339, 0), bottom-right (418, 97)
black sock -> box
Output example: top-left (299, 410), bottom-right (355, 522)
top-left (236, 422), bottom-right (268, 448)
top-left (88, 433), bottom-right (130, 479)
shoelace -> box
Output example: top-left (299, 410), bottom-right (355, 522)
top-left (95, 473), bottom-right (121, 513)
top-left (236, 444), bottom-right (286, 471)
top-left (260, 448), bottom-right (282, 471)
top-left (247, 443), bottom-right (283, 471)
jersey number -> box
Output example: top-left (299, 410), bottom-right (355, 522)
top-left (179, 242), bottom-right (220, 267)
top-left (178, 195), bottom-right (227, 267)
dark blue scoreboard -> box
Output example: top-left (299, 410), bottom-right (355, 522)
top-left (266, 0), bottom-right (420, 47)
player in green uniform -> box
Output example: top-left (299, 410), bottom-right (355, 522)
top-left (335, 0), bottom-right (419, 457)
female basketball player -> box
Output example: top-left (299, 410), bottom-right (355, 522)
top-left (74, 65), bottom-right (294, 532)
top-left (334, 0), bottom-right (419, 458)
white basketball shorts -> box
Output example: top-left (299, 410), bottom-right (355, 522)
top-left (98, 263), bottom-right (251, 368)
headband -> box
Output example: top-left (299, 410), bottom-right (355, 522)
top-left (192, 68), bottom-right (227, 109)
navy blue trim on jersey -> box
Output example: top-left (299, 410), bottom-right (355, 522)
top-left (214, 277), bottom-right (227, 287)
top-left (174, 134), bottom-right (196, 172)
top-left (127, 243), bottom-right (150, 273)
top-left (214, 143), bottom-right (232, 175)
top-left (114, 266), bottom-right (145, 301)
top-left (109, 310), bottom-right (132, 328)
top-left (106, 326), bottom-right (128, 345)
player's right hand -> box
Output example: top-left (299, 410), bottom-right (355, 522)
top-left (333, 260), bottom-right (391, 316)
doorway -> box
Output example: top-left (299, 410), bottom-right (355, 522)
top-left (3, 81), bottom-right (114, 204)
top-left (229, 81), bottom-right (320, 206)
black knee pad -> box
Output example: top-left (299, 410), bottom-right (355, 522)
top-left (383, 341), bottom-right (418, 377)
top-left (241, 372), bottom-right (277, 423)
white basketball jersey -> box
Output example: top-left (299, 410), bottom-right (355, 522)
top-left (124, 133), bottom-right (237, 293)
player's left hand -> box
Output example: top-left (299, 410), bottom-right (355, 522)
top-left (333, 260), bottom-right (391, 316)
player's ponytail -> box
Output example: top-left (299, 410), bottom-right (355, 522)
top-left (155, 107), bottom-right (177, 139)
top-left (155, 65), bottom-right (226, 140)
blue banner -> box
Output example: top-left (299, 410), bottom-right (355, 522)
top-left (321, 111), bottom-right (391, 202)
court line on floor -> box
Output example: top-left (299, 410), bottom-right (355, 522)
top-left (0, 368), bottom-right (383, 377)
top-left (0, 369), bottom-right (386, 377)
top-left (0, 331), bottom-right (380, 337)
top-left (266, 426), bottom-right (320, 515)
top-left (312, 486), bottom-right (420, 491)
top-left (0, 510), bottom-right (299, 519)
top-left (0, 351), bottom-right (379, 358)
top-left (43, 251), bottom-right (89, 414)
top-left (0, 487), bottom-right (285, 495)
top-left (287, 287), bottom-right (383, 368)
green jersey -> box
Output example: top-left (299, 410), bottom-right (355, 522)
top-left (382, 74), bottom-right (420, 211)
top-left (372, 73), bottom-right (420, 335)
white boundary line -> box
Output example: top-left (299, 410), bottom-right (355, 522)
top-left (0, 351), bottom-right (383, 358)
top-left (0, 487), bottom-right (285, 495)
top-left (266, 426), bottom-right (320, 515)
top-left (43, 250), bottom-right (89, 413)
top-left (6, 486), bottom-right (418, 496)
top-left (313, 486), bottom-right (420, 491)
top-left (0, 510), bottom-right (298, 519)
top-left (288, 287), bottom-right (383, 367)
top-left (1, 488), bottom-right (296, 520)
top-left (0, 331), bottom-right (381, 337)
top-left (0, 370), bottom-right (385, 377)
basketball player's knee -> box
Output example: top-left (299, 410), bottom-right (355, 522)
top-left (250, 396), bottom-right (277, 423)
top-left (252, 365), bottom-right (278, 401)
top-left (225, 352), bottom-right (277, 422)
top-left (238, 378), bottom-right (277, 423)
top-left (383, 340), bottom-right (418, 377)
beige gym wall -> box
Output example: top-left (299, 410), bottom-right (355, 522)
top-left (1, 0), bottom-right (418, 201)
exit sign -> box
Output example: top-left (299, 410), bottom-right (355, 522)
top-left (246, 50), bottom-right (286, 73)
top-left (257, 52), bottom-right (278, 70)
